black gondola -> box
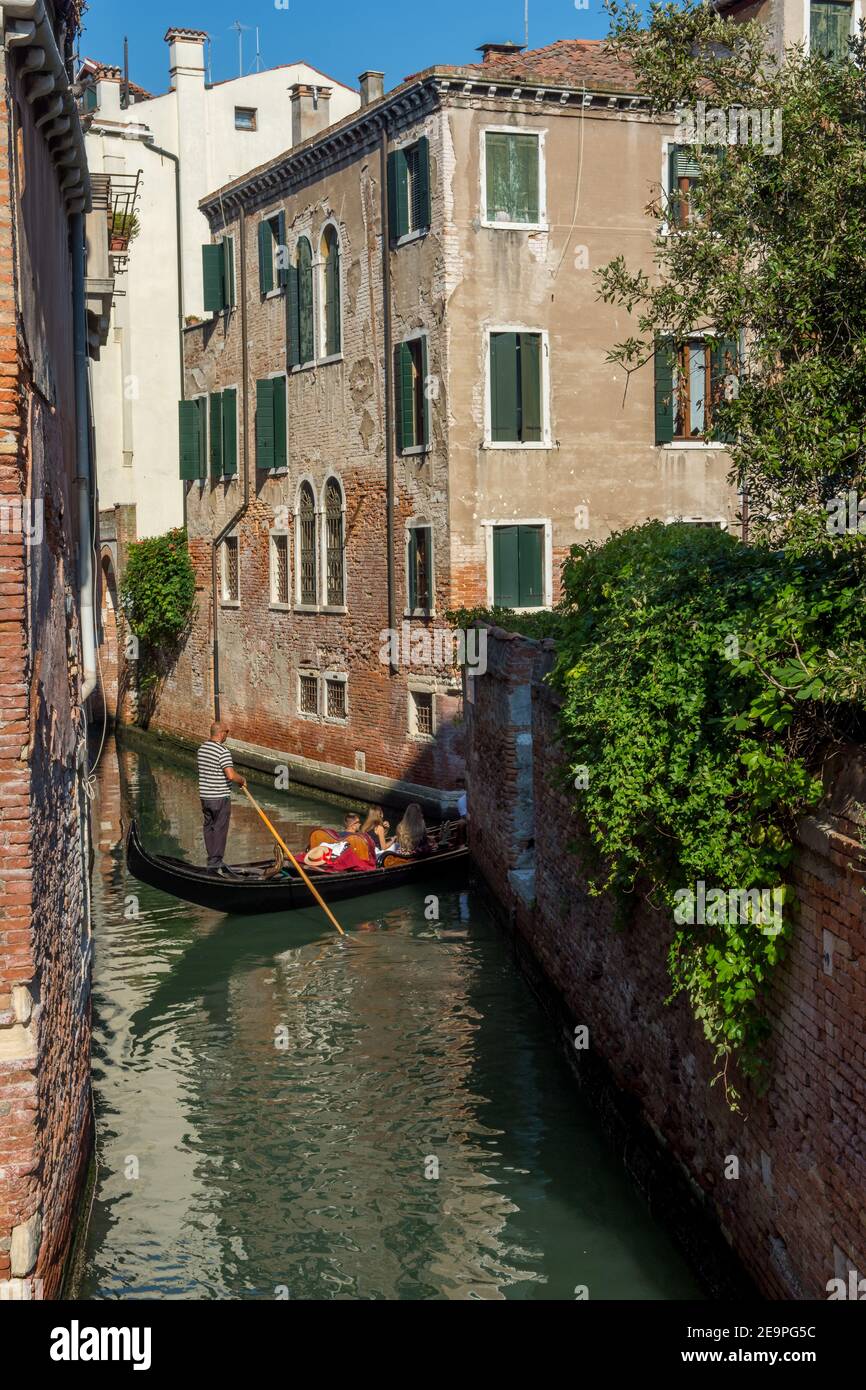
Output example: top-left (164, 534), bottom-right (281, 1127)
top-left (125, 820), bottom-right (470, 915)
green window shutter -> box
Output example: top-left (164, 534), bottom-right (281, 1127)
top-left (670, 144), bottom-right (702, 179)
top-left (485, 132), bottom-right (510, 221)
top-left (709, 336), bottom-right (738, 444)
top-left (222, 236), bottom-right (236, 307)
top-left (298, 238), bottom-right (314, 363)
top-left (407, 530), bottom-right (418, 610)
top-left (420, 335), bottom-right (430, 447)
top-left (517, 526), bottom-right (544, 607)
top-left (326, 238), bottom-right (341, 355)
top-left (811, 2), bottom-right (851, 61)
top-left (387, 148), bottom-right (409, 240)
top-left (258, 220), bottom-right (274, 294)
top-left (518, 334), bottom-right (542, 442)
top-left (286, 260), bottom-right (301, 368)
top-left (414, 136), bottom-right (431, 230)
top-left (654, 336), bottom-right (676, 444)
top-left (490, 332), bottom-right (519, 442)
top-left (492, 526), bottom-right (520, 608)
top-left (209, 392), bottom-right (224, 476)
top-left (202, 243), bottom-right (225, 312)
top-left (195, 397), bottom-right (207, 475)
top-left (513, 134), bottom-right (539, 223)
top-left (395, 342), bottom-right (415, 451)
top-left (222, 388), bottom-right (238, 475)
top-left (273, 377), bottom-right (287, 468)
top-left (179, 400), bottom-right (202, 479)
top-left (276, 212), bottom-right (287, 287)
top-left (256, 378), bottom-right (275, 469)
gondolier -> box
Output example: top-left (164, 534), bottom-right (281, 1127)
top-left (197, 722), bottom-right (246, 872)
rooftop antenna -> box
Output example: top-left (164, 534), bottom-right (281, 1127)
top-left (205, 34), bottom-right (214, 86)
top-left (121, 34), bottom-right (129, 109)
top-left (524, 0), bottom-right (529, 48)
top-left (229, 20), bottom-right (252, 79)
top-left (254, 27), bottom-right (263, 73)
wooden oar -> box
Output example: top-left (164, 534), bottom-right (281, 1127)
top-left (241, 785), bottom-right (345, 937)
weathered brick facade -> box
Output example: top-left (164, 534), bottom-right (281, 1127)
top-left (467, 626), bottom-right (866, 1300)
top-left (145, 41), bottom-right (737, 799)
top-left (0, 20), bottom-right (93, 1300)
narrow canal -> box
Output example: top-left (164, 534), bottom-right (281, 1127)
top-left (78, 736), bottom-right (701, 1300)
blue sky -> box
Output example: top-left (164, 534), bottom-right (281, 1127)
top-left (77, 0), bottom-right (612, 97)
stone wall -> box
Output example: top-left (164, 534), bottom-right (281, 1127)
top-left (467, 626), bottom-right (866, 1300)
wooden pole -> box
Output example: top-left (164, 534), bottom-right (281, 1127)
top-left (241, 785), bottom-right (345, 937)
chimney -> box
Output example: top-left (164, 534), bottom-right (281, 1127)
top-left (476, 41), bottom-right (526, 63)
top-left (165, 27), bottom-right (207, 91)
top-left (359, 70), bottom-right (385, 106)
top-left (290, 83), bottom-right (332, 145)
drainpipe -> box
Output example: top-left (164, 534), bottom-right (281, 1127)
top-left (72, 211), bottom-right (98, 701)
top-left (379, 124), bottom-right (397, 673)
top-left (212, 204), bottom-right (250, 723)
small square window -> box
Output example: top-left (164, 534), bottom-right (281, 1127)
top-left (325, 677), bottom-right (347, 721)
top-left (410, 690), bottom-right (434, 738)
top-left (235, 106), bottom-right (257, 131)
top-left (222, 536), bottom-right (239, 603)
top-left (299, 673), bottom-right (319, 716)
top-left (271, 533), bottom-right (289, 605)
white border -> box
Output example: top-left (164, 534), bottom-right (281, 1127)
top-left (220, 533), bottom-right (240, 607)
top-left (320, 474), bottom-right (347, 611)
top-left (481, 517), bottom-right (553, 611)
top-left (404, 519), bottom-right (434, 617)
top-left (483, 326), bottom-right (551, 449)
top-left (316, 219), bottom-right (344, 365)
top-left (480, 126), bottom-right (548, 232)
top-left (268, 530), bottom-right (291, 609)
top-left (323, 671), bottom-right (349, 725)
top-left (293, 476), bottom-right (320, 609)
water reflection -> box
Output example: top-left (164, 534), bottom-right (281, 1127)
top-left (80, 736), bottom-right (700, 1301)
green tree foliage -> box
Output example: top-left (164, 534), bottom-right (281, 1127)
top-left (597, 0), bottom-right (866, 531)
top-left (552, 523), bottom-right (866, 1098)
top-left (121, 529), bottom-right (196, 648)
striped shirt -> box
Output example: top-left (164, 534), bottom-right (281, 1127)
top-left (198, 740), bottom-right (232, 799)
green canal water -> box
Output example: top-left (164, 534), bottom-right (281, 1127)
top-left (78, 737), bottom-right (701, 1301)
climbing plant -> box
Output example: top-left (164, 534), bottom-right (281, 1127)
top-left (552, 522), bottom-right (866, 1101)
top-left (120, 529), bottom-right (196, 719)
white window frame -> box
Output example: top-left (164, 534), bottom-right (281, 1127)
top-left (323, 671), bottom-right (349, 725)
top-left (483, 325), bottom-right (551, 449)
top-left (294, 475), bottom-right (320, 611)
top-left (268, 529), bottom-right (291, 610)
top-left (291, 231), bottom-right (317, 367)
top-left (393, 133), bottom-right (431, 247)
top-left (480, 126), bottom-right (548, 232)
top-left (316, 219), bottom-right (344, 366)
top-left (659, 331), bottom-right (737, 451)
top-left (235, 105), bottom-right (257, 131)
top-left (404, 519), bottom-right (435, 618)
top-left (407, 682), bottom-right (437, 741)
top-left (220, 533), bottom-right (240, 607)
top-left (320, 474), bottom-right (347, 612)
top-left (260, 212), bottom-right (284, 300)
top-left (297, 669), bottom-right (321, 720)
top-left (804, 0), bottom-right (862, 51)
top-left (482, 517), bottom-right (553, 612)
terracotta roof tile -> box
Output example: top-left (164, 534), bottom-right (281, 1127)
top-left (407, 38), bottom-right (637, 94)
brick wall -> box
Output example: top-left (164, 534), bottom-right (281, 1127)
top-left (0, 49), bottom-right (92, 1299)
top-left (467, 626), bottom-right (866, 1300)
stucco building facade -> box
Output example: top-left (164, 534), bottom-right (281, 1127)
top-left (146, 39), bottom-right (738, 802)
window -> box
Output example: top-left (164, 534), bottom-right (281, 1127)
top-left (324, 478), bottom-right (345, 606)
top-left (654, 335), bottom-right (739, 444)
top-left (270, 533), bottom-right (289, 605)
top-left (209, 388), bottom-right (238, 478)
top-left (810, 1), bottom-right (852, 60)
top-left (202, 236), bottom-right (236, 313)
top-left (407, 526), bottom-right (432, 613)
top-left (235, 106), bottom-right (257, 131)
top-left (484, 131), bottom-right (542, 226)
top-left (178, 397), bottom-right (207, 479)
top-left (395, 337), bottom-right (430, 452)
top-left (258, 213), bottom-right (286, 295)
top-left (255, 377), bottom-right (287, 470)
top-left (387, 137), bottom-right (431, 241)
top-left (298, 482), bottom-right (318, 605)
top-left (221, 536), bottom-right (239, 603)
top-left (488, 331), bottom-right (544, 444)
top-left (667, 144), bottom-right (702, 228)
top-left (492, 524), bottom-right (545, 609)
top-left (409, 689), bottom-right (434, 738)
top-left (320, 225), bottom-right (341, 357)
top-left (287, 236), bottom-right (315, 366)
top-left (325, 676), bottom-right (347, 722)
top-left (299, 672), bottom-right (319, 717)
